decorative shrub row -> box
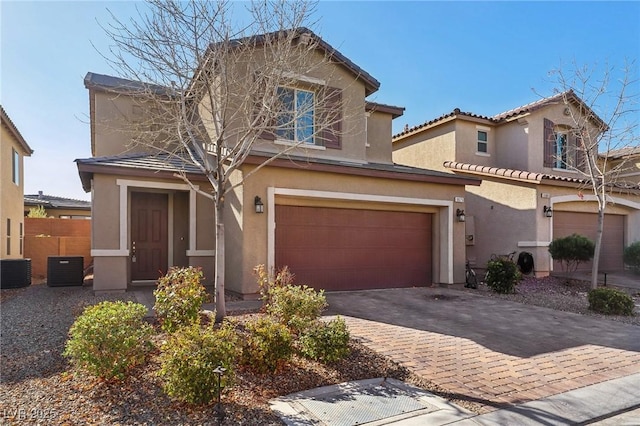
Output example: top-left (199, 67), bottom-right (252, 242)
top-left (65, 265), bottom-right (351, 405)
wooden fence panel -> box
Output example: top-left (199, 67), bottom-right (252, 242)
top-left (24, 218), bottom-right (92, 279)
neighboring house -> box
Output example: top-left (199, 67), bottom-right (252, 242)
top-left (76, 29), bottom-right (480, 296)
top-left (601, 146), bottom-right (640, 186)
top-left (1, 105), bottom-right (33, 259)
top-left (393, 91), bottom-right (640, 276)
top-left (24, 191), bottom-right (91, 219)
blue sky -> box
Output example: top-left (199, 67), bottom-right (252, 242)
top-left (1, 1), bottom-right (638, 201)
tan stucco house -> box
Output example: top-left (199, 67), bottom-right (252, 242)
top-left (601, 146), bottom-right (640, 185)
top-left (76, 29), bottom-right (479, 296)
top-left (1, 105), bottom-right (33, 259)
top-left (393, 91), bottom-right (640, 276)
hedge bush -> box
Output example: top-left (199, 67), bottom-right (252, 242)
top-left (158, 322), bottom-right (238, 404)
top-left (485, 259), bottom-right (521, 294)
top-left (298, 317), bottom-right (350, 363)
top-left (241, 316), bottom-right (293, 373)
top-left (623, 241), bottom-right (640, 274)
top-left (588, 288), bottom-right (634, 316)
top-left (63, 301), bottom-right (154, 380)
top-left (154, 266), bottom-right (208, 333)
top-left (265, 284), bottom-right (327, 335)
top-left (548, 233), bottom-right (595, 274)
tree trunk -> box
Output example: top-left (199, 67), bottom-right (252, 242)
top-left (215, 201), bottom-right (226, 322)
top-left (590, 207), bottom-right (605, 289)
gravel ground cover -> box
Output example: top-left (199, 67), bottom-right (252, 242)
top-left (466, 275), bottom-right (640, 326)
top-left (1, 277), bottom-right (638, 425)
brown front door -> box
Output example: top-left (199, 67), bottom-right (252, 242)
top-left (131, 192), bottom-right (168, 281)
top-left (275, 205), bottom-right (433, 291)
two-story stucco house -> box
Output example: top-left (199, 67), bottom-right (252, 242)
top-left (393, 91), bottom-right (640, 276)
top-left (1, 105), bottom-right (33, 260)
top-left (76, 29), bottom-right (480, 296)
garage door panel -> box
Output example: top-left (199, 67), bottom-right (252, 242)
top-left (275, 206), bottom-right (432, 291)
top-left (553, 211), bottom-right (624, 272)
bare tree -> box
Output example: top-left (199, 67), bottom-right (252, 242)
top-left (100, 0), bottom-right (347, 320)
top-left (548, 60), bottom-right (639, 289)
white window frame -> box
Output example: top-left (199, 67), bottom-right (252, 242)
top-left (275, 86), bottom-right (316, 146)
top-left (475, 126), bottom-right (491, 156)
top-left (12, 148), bottom-right (19, 185)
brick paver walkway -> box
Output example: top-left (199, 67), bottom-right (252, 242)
top-left (343, 317), bottom-right (640, 413)
top-left (325, 287), bottom-right (640, 414)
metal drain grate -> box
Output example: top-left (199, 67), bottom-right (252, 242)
top-left (296, 380), bottom-right (436, 426)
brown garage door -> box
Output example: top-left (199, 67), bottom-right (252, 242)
top-left (553, 211), bottom-right (624, 272)
top-left (275, 205), bottom-right (432, 291)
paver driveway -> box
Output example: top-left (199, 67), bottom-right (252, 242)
top-left (325, 287), bottom-right (640, 413)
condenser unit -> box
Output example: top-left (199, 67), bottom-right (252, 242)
top-left (0, 259), bottom-right (32, 289)
top-left (47, 256), bottom-right (84, 287)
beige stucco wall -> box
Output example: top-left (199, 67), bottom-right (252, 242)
top-left (392, 121), bottom-right (457, 172)
top-left (1, 125), bottom-right (27, 259)
top-left (90, 173), bottom-right (216, 291)
top-left (365, 111), bottom-right (394, 164)
top-left (227, 163), bottom-right (468, 296)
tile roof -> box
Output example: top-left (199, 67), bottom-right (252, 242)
top-left (75, 152), bottom-right (205, 174)
top-left (24, 193), bottom-right (91, 210)
top-left (393, 90), bottom-right (607, 140)
top-left (86, 28), bottom-right (381, 98)
top-left (443, 161), bottom-right (640, 191)
top-left (603, 146), bottom-right (640, 160)
top-left (0, 105), bottom-right (34, 155)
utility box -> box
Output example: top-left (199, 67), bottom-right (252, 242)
top-left (47, 256), bottom-right (84, 287)
top-left (0, 259), bottom-right (32, 289)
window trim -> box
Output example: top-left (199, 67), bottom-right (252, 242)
top-left (275, 86), bottom-right (317, 145)
top-left (12, 148), bottom-right (20, 185)
top-left (475, 126), bottom-right (491, 156)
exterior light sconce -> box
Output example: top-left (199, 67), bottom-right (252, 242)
top-left (543, 205), bottom-right (553, 218)
top-left (254, 196), bottom-right (264, 214)
top-left (456, 209), bottom-right (466, 222)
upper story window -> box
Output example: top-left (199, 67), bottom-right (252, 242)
top-left (554, 131), bottom-right (569, 169)
top-left (477, 130), bottom-right (488, 153)
top-left (276, 87), bottom-right (315, 145)
top-left (12, 148), bottom-right (19, 185)
top-left (544, 118), bottom-right (582, 171)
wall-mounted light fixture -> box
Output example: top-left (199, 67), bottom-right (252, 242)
top-left (254, 196), bottom-right (264, 214)
top-left (456, 208), bottom-right (466, 222)
top-left (543, 205), bottom-right (553, 218)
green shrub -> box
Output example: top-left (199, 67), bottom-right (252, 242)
top-left (63, 301), bottom-right (153, 380)
top-left (266, 284), bottom-right (327, 334)
top-left (254, 264), bottom-right (296, 305)
top-left (242, 316), bottom-right (293, 373)
top-left (158, 322), bottom-right (238, 404)
top-left (623, 241), bottom-right (640, 274)
top-left (298, 317), bottom-right (350, 363)
top-left (548, 233), bottom-right (595, 274)
top-left (154, 266), bottom-right (208, 333)
top-left (485, 259), bottom-right (521, 294)
top-left (588, 288), bottom-right (634, 316)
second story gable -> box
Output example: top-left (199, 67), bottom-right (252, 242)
top-left (392, 91), bottom-right (605, 177)
top-left (85, 28), bottom-right (404, 167)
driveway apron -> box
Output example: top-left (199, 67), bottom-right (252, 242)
top-left (325, 287), bottom-right (640, 414)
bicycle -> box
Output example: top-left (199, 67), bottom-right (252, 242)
top-left (464, 260), bottom-right (478, 289)
top-left (490, 251), bottom-right (517, 262)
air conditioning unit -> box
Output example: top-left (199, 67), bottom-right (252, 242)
top-left (0, 259), bottom-right (32, 289)
top-left (47, 256), bottom-right (84, 287)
